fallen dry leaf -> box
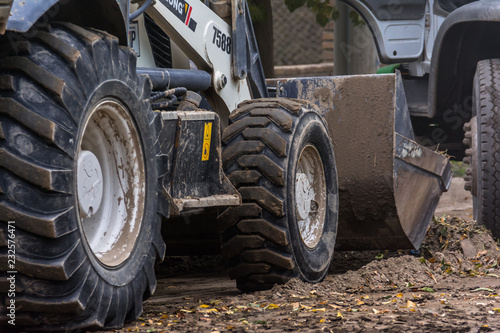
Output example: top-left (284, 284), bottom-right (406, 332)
top-left (407, 300), bottom-right (416, 308)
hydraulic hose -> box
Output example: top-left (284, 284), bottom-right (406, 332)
top-left (129, 0), bottom-right (154, 21)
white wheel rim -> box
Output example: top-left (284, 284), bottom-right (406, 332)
top-left (295, 145), bottom-right (326, 249)
top-left (78, 99), bottom-right (146, 267)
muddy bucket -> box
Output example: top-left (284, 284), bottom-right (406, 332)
top-left (274, 72), bottom-right (452, 250)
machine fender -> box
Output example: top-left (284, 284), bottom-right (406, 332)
top-left (6, 0), bottom-right (129, 43)
top-left (429, 1), bottom-right (500, 118)
top-left (337, 0), bottom-right (426, 63)
top-left (7, 0), bottom-right (60, 32)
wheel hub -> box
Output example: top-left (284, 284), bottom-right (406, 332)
top-left (295, 145), bottom-right (326, 249)
top-left (295, 173), bottom-right (315, 220)
top-left (79, 99), bottom-right (146, 267)
top-left (77, 150), bottom-right (104, 218)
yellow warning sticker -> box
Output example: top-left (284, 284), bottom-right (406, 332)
top-left (202, 122), bottom-right (212, 161)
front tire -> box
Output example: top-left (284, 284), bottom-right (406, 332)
top-left (218, 99), bottom-right (338, 292)
top-left (465, 59), bottom-right (500, 238)
top-left (0, 23), bottom-right (164, 330)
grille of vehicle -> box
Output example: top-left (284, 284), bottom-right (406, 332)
top-left (144, 13), bottom-right (173, 69)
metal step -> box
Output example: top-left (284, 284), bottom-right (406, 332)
top-left (173, 194), bottom-right (240, 212)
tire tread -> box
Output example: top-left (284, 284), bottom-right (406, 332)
top-left (219, 99), bottom-right (306, 291)
top-left (476, 59), bottom-right (500, 236)
top-left (0, 24), bottom-right (163, 331)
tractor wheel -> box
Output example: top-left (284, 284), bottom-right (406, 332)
top-left (0, 23), bottom-right (164, 330)
top-left (218, 98), bottom-right (338, 292)
top-left (464, 59), bottom-right (500, 237)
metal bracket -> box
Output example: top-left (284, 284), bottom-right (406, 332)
top-left (231, 0), bottom-right (268, 98)
top-left (232, 0), bottom-right (247, 80)
top-left (158, 110), bottom-right (241, 215)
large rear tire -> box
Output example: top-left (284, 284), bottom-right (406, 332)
top-left (465, 59), bottom-right (500, 237)
top-left (0, 23), bottom-right (165, 330)
top-left (218, 98), bottom-right (338, 292)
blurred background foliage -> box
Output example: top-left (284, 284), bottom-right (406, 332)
top-left (247, 0), bottom-right (363, 27)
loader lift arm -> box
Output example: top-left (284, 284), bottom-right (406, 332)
top-left (145, 0), bottom-right (267, 115)
top-left (0, 0), bottom-right (13, 34)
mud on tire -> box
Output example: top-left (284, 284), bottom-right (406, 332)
top-left (0, 24), bottom-right (165, 330)
top-left (218, 98), bottom-right (338, 292)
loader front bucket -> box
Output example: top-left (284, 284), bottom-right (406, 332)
top-left (274, 73), bottom-right (452, 250)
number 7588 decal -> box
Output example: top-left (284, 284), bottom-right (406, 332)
top-left (212, 26), bottom-right (231, 54)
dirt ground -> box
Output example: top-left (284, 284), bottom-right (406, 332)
top-left (104, 178), bottom-right (500, 333)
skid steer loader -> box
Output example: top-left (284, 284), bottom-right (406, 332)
top-left (0, 0), bottom-right (452, 330)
